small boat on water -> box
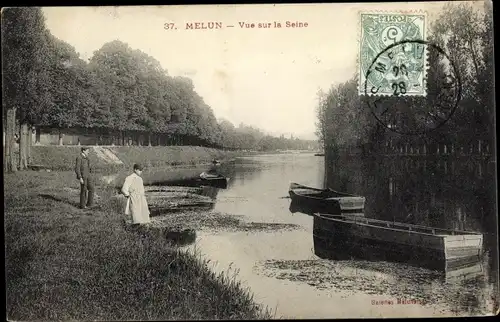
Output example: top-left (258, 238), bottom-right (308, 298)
top-left (288, 182), bottom-right (365, 216)
top-left (312, 213), bottom-right (484, 271)
top-left (161, 173), bottom-right (229, 189)
top-left (199, 172), bottom-right (229, 189)
top-left (314, 153), bottom-right (325, 156)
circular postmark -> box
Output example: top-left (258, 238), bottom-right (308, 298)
top-left (363, 39), bottom-right (462, 135)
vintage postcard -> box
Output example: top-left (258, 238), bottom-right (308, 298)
top-left (3, 1), bottom-right (498, 320)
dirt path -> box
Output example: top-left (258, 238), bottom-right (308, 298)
top-left (93, 147), bottom-right (123, 165)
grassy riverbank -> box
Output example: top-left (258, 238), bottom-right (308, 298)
top-left (5, 170), bottom-right (272, 320)
top-left (29, 145), bottom-right (242, 171)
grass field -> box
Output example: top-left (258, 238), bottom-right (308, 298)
top-left (5, 170), bottom-right (272, 320)
top-left (28, 145), bottom-right (241, 171)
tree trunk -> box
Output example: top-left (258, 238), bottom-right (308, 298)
top-left (58, 130), bottom-right (64, 146)
top-left (35, 126), bottom-right (41, 145)
top-left (27, 125), bottom-right (33, 165)
top-left (19, 122), bottom-right (29, 170)
top-left (466, 27), bottom-right (481, 81)
top-left (148, 133), bottom-right (152, 146)
top-left (4, 108), bottom-right (18, 173)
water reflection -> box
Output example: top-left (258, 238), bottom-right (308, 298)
top-left (135, 153), bottom-right (497, 317)
top-left (322, 153), bottom-right (498, 313)
top-left (210, 154), bottom-right (324, 224)
top-left (326, 156), bottom-right (496, 233)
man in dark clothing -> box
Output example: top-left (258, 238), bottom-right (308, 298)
top-left (75, 147), bottom-right (95, 209)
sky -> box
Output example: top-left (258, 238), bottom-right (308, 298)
top-left (42, 2), bottom-right (461, 140)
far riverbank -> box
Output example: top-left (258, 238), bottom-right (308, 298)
top-left (28, 145), bottom-right (243, 172)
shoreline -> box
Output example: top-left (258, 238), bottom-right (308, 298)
top-left (20, 145), bottom-right (317, 172)
top-left (5, 169), bottom-right (274, 320)
top-left (26, 145), bottom-right (247, 172)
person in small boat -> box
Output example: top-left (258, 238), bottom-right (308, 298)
top-left (121, 163), bottom-right (151, 225)
top-left (200, 159), bottom-right (221, 178)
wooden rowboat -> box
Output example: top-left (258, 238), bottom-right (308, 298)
top-left (288, 182), bottom-right (365, 216)
top-left (199, 172), bottom-right (229, 189)
top-left (312, 213), bottom-right (484, 271)
top-left (164, 174), bottom-right (229, 189)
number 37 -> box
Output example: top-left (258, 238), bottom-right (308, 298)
top-left (392, 82), bottom-right (407, 95)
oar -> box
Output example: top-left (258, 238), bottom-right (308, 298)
top-left (279, 196), bottom-right (291, 199)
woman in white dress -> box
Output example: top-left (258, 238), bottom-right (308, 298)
top-left (121, 163), bottom-right (151, 224)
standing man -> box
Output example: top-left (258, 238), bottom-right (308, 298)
top-left (121, 163), bottom-right (151, 225)
top-left (75, 147), bottom-right (95, 209)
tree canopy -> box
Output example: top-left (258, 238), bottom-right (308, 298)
top-left (2, 7), bottom-right (316, 153)
top-left (316, 2), bottom-right (494, 155)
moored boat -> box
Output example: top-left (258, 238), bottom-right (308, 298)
top-left (312, 213), bottom-right (484, 271)
top-left (199, 172), bottom-right (229, 189)
top-left (162, 174), bottom-right (229, 189)
top-left (288, 182), bottom-right (365, 216)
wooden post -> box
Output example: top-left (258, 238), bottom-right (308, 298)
top-left (58, 130), bottom-right (64, 146)
top-left (27, 125), bottom-right (33, 165)
top-left (18, 123), bottom-right (29, 170)
top-left (4, 108), bottom-right (18, 172)
top-left (35, 126), bottom-right (41, 145)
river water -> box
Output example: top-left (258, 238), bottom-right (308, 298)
top-left (152, 153), bottom-right (497, 318)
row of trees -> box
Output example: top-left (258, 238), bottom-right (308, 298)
top-left (316, 2), bottom-right (494, 158)
top-left (2, 8), bottom-right (316, 172)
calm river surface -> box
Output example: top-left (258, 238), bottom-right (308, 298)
top-left (170, 153), bottom-right (498, 318)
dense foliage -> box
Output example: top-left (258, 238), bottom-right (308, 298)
top-left (2, 7), bottom-right (316, 153)
top-left (316, 2), bottom-right (494, 156)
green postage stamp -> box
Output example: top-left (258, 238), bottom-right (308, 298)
top-left (359, 12), bottom-right (427, 96)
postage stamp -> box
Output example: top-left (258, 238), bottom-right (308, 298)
top-left (364, 39), bottom-right (462, 135)
top-left (359, 12), bottom-right (427, 96)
